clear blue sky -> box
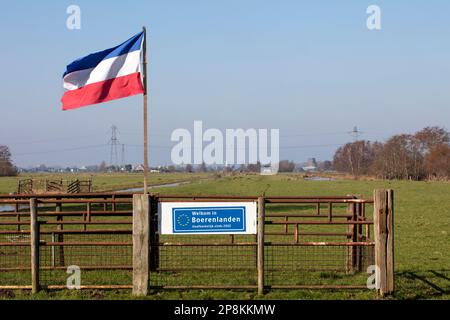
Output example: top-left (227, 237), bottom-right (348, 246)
top-left (1, 1), bottom-right (449, 167)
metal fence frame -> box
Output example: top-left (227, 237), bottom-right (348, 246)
top-left (0, 191), bottom-right (393, 296)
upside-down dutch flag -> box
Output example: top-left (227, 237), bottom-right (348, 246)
top-left (61, 32), bottom-right (145, 110)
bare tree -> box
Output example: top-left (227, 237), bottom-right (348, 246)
top-left (0, 145), bottom-right (17, 177)
top-left (424, 144), bottom-right (450, 179)
top-left (278, 160), bottom-right (296, 172)
top-left (98, 161), bottom-right (107, 172)
top-left (333, 127), bottom-right (449, 181)
top-left (333, 141), bottom-right (375, 177)
top-left (415, 126), bottom-right (449, 154)
top-left (371, 134), bottom-right (424, 180)
top-left (317, 160), bottom-right (333, 171)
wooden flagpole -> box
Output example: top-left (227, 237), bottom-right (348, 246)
top-left (142, 26), bottom-right (149, 194)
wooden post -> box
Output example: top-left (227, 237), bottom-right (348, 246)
top-left (257, 197), bottom-right (265, 295)
top-left (133, 194), bottom-right (150, 296)
top-left (112, 194), bottom-right (116, 212)
top-left (30, 198), bottom-right (40, 294)
top-left (373, 189), bottom-right (394, 296)
top-left (142, 26), bottom-right (149, 194)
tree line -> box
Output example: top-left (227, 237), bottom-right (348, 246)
top-left (0, 145), bottom-right (18, 177)
top-left (333, 126), bottom-right (450, 180)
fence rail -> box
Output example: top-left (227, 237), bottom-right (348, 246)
top-left (16, 179), bottom-right (93, 194)
top-left (0, 191), bottom-right (393, 296)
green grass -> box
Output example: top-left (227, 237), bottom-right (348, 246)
top-left (0, 173), bottom-right (449, 300)
top-left (149, 173), bottom-right (450, 300)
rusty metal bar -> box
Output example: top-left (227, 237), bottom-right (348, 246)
top-left (38, 199), bottom-right (132, 204)
top-left (266, 213), bottom-right (352, 218)
top-left (0, 266), bottom-right (132, 271)
top-left (159, 242), bottom-right (257, 246)
top-left (0, 229), bottom-right (131, 235)
top-left (156, 242), bottom-right (373, 246)
top-left (151, 285), bottom-right (258, 290)
top-left (269, 285), bottom-right (368, 289)
top-left (40, 242), bottom-right (132, 246)
top-left (0, 285), bottom-right (132, 290)
top-left (265, 231), bottom-right (352, 237)
top-left (0, 211), bottom-right (133, 217)
top-left (267, 220), bottom-right (373, 225)
top-left (0, 221), bottom-right (131, 225)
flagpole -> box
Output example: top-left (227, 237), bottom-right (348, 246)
top-left (142, 26), bottom-right (149, 194)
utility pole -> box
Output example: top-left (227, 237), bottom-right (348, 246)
top-left (142, 26), bottom-right (149, 194)
top-left (349, 126), bottom-right (363, 142)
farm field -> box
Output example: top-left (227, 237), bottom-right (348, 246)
top-left (0, 173), bottom-right (449, 300)
top-left (0, 172), bottom-right (213, 194)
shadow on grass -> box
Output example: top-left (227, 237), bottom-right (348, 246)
top-left (396, 270), bottom-right (450, 299)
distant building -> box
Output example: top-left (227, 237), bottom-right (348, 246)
top-left (133, 164), bottom-right (145, 172)
top-left (261, 165), bottom-right (276, 175)
top-left (301, 158), bottom-right (318, 172)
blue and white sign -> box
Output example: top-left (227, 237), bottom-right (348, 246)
top-left (160, 202), bottom-right (257, 235)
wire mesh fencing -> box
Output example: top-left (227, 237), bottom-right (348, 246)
top-left (146, 196), bottom-right (375, 291)
top-left (39, 232), bottom-right (132, 288)
top-left (0, 194), bottom-right (133, 289)
top-left (0, 231), bottom-right (32, 287)
top-left (0, 193), bottom-right (380, 293)
top-left (150, 238), bottom-right (258, 289)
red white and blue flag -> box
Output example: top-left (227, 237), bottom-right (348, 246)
top-left (61, 32), bottom-right (145, 110)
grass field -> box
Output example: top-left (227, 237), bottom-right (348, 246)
top-left (0, 172), bottom-right (213, 194)
top-left (0, 173), bottom-right (448, 300)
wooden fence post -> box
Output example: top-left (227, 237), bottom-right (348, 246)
top-left (257, 196), bottom-right (265, 295)
top-left (133, 194), bottom-right (150, 296)
top-left (373, 189), bottom-right (394, 296)
top-left (30, 198), bottom-right (40, 294)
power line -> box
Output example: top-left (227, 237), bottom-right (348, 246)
top-left (124, 143), bottom-right (344, 150)
top-left (5, 129), bottom-right (389, 146)
top-left (5, 133), bottom-right (106, 146)
top-left (13, 144), bottom-right (108, 157)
